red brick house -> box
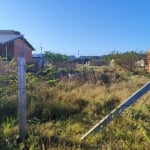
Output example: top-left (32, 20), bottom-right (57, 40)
top-left (0, 30), bottom-right (34, 63)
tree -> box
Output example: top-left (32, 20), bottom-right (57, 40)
top-left (45, 51), bottom-right (67, 67)
top-left (105, 51), bottom-right (146, 72)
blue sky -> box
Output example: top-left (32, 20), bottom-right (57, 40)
top-left (0, 0), bottom-right (150, 56)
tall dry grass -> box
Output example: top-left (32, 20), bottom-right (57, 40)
top-left (1, 69), bottom-right (150, 149)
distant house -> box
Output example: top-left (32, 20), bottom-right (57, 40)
top-left (0, 30), bottom-right (35, 63)
top-left (135, 59), bottom-right (145, 67)
top-left (67, 55), bottom-right (76, 61)
top-left (31, 53), bottom-right (45, 71)
top-left (73, 57), bottom-right (90, 65)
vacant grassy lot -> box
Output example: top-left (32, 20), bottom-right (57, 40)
top-left (0, 66), bottom-right (150, 149)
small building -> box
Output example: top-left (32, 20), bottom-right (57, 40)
top-left (135, 59), bottom-right (145, 68)
top-left (0, 30), bottom-right (35, 63)
top-left (31, 53), bottom-right (45, 71)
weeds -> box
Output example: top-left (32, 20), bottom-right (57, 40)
top-left (0, 67), bottom-right (150, 149)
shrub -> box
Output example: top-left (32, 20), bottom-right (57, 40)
top-left (100, 73), bottom-right (110, 84)
top-left (103, 95), bottom-right (120, 114)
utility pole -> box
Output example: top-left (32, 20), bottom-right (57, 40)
top-left (6, 43), bottom-right (8, 62)
top-left (78, 49), bottom-right (80, 58)
top-left (18, 49), bottom-right (26, 140)
top-left (40, 45), bottom-right (43, 69)
top-left (40, 45), bottom-right (42, 54)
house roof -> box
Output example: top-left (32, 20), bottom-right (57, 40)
top-left (0, 30), bottom-right (20, 35)
top-left (0, 30), bottom-right (35, 50)
top-left (32, 53), bottom-right (44, 58)
top-left (22, 37), bottom-right (35, 50)
top-left (0, 35), bottom-right (22, 44)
